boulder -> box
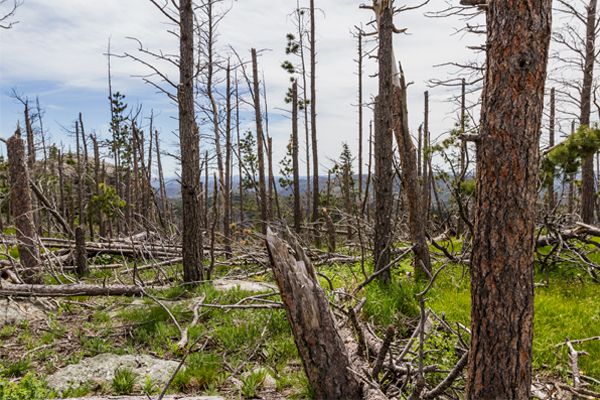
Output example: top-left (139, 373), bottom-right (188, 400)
top-left (47, 353), bottom-right (180, 394)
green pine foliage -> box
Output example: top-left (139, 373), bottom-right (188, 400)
top-left (541, 123), bottom-right (600, 187)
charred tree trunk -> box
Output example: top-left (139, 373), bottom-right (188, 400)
top-left (579, 0), bottom-right (597, 224)
top-left (180, 0), bottom-right (203, 284)
top-left (7, 130), bottom-right (42, 284)
top-left (266, 229), bottom-right (360, 399)
top-left (251, 48), bottom-right (268, 235)
top-left (373, 7), bottom-right (395, 284)
top-left (292, 81), bottom-right (302, 234)
top-left (24, 103), bottom-right (41, 234)
top-left (422, 91), bottom-right (429, 212)
top-left (75, 225), bottom-right (89, 276)
top-left (466, 1), bottom-right (552, 398)
top-left (76, 121), bottom-right (86, 230)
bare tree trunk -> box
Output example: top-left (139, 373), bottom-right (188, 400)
top-left (58, 150), bottom-right (65, 221)
top-left (373, 6), bottom-right (395, 284)
top-left (92, 135), bottom-right (105, 238)
top-left (466, 1), bottom-right (551, 398)
top-left (132, 122), bottom-right (140, 223)
top-left (388, 46), bottom-right (431, 279)
top-left (423, 92), bottom-right (429, 212)
top-left (266, 229), bottom-right (361, 399)
top-left (579, 0), bottom-right (597, 224)
top-left (251, 48), bottom-right (268, 235)
top-left (8, 130), bottom-right (42, 284)
top-left (292, 81), bottom-right (302, 234)
top-left (357, 29), bottom-right (364, 212)
top-left (75, 225), bottom-right (89, 276)
top-left (76, 121), bottom-right (86, 230)
top-left (548, 87), bottom-right (556, 210)
top-left (224, 63), bottom-right (232, 258)
top-left (125, 167), bottom-right (132, 233)
top-left (180, 0), bottom-right (203, 284)
top-left (310, 0), bottom-right (320, 230)
top-left (155, 132), bottom-right (167, 227)
top-left (24, 103), bottom-right (41, 234)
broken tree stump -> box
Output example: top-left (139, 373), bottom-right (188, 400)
top-left (75, 225), bottom-right (89, 276)
top-left (7, 129), bottom-right (42, 284)
top-left (265, 228), bottom-right (361, 400)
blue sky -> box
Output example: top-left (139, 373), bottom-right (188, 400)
top-left (0, 0), bottom-right (480, 177)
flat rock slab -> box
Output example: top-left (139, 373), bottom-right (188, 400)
top-left (212, 279), bottom-right (276, 292)
top-left (47, 353), bottom-right (180, 394)
top-left (0, 297), bottom-right (55, 328)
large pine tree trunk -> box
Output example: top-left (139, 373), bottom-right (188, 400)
top-left (7, 131), bottom-right (42, 284)
top-left (466, 1), bottom-right (552, 398)
top-left (179, 0), bottom-right (203, 284)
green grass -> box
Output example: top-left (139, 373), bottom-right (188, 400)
top-left (111, 367), bottom-right (137, 396)
top-left (428, 265), bottom-right (600, 385)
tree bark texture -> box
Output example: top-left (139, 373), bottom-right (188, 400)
top-left (251, 48), bottom-right (269, 235)
top-left (7, 132), bottom-right (42, 284)
top-left (376, 5), bottom-right (431, 279)
top-left (224, 63), bottom-right (232, 258)
top-left (373, 5), bottom-right (395, 284)
top-left (265, 229), bottom-right (361, 399)
top-left (0, 283), bottom-right (157, 297)
top-left (579, 0), bottom-right (597, 224)
top-left (179, 0), bottom-right (203, 283)
top-left (466, 1), bottom-right (552, 398)
top-left (75, 225), bottom-right (89, 276)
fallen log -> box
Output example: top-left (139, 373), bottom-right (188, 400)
top-left (0, 283), bottom-right (167, 297)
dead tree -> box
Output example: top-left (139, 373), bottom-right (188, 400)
top-left (366, 1), bottom-right (431, 280)
top-left (466, 0), bottom-right (552, 398)
top-left (310, 0), bottom-right (320, 233)
top-left (7, 128), bottom-right (42, 284)
top-left (179, 0), bottom-right (204, 283)
top-left (251, 48), bottom-right (269, 234)
top-left (292, 81), bottom-right (302, 234)
top-left (75, 225), bottom-right (89, 276)
top-left (266, 229), bottom-right (361, 399)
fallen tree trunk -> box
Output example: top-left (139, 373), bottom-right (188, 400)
top-left (0, 283), bottom-right (167, 297)
top-left (265, 228), bottom-right (363, 399)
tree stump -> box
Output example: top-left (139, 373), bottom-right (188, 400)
top-left (265, 228), bottom-right (361, 400)
top-left (7, 130), bottom-right (42, 284)
top-left (75, 225), bottom-right (89, 276)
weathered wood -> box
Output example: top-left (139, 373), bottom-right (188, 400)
top-left (0, 283), bottom-right (164, 297)
top-left (322, 208), bottom-right (336, 253)
top-left (252, 48), bottom-right (268, 235)
top-left (7, 130), bottom-right (42, 284)
top-left (265, 228), bottom-right (361, 399)
top-left (75, 225), bottom-right (89, 276)
top-left (29, 177), bottom-right (74, 238)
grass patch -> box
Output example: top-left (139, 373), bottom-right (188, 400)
top-left (428, 265), bottom-right (600, 385)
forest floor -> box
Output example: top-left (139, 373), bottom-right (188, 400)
top-left (0, 236), bottom-right (599, 399)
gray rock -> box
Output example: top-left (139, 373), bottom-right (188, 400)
top-left (47, 353), bottom-right (181, 394)
top-left (212, 279), bottom-right (276, 293)
top-left (0, 298), bottom-right (55, 328)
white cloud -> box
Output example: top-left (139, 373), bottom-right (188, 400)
top-left (1, 0), bottom-right (479, 176)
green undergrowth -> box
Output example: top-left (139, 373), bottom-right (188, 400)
top-left (427, 264), bottom-right (600, 387)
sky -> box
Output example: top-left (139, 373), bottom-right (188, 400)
top-left (0, 0), bottom-right (482, 178)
